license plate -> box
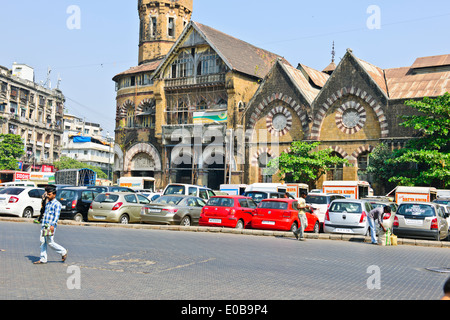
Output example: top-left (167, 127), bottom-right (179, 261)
top-left (209, 219), bottom-right (221, 223)
top-left (405, 219), bottom-right (423, 226)
top-left (61, 205), bottom-right (66, 210)
top-left (335, 228), bottom-right (352, 233)
top-left (262, 221), bottom-right (275, 225)
top-left (93, 216), bottom-right (106, 220)
top-left (149, 209), bottom-right (160, 213)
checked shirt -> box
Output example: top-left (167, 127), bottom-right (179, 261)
top-left (41, 199), bottom-right (62, 228)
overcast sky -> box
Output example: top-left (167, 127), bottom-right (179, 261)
top-left (1, 0), bottom-right (449, 136)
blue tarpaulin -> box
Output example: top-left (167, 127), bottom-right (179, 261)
top-left (73, 136), bottom-right (91, 143)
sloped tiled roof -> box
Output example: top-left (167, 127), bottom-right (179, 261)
top-left (193, 22), bottom-right (290, 79)
top-left (299, 63), bottom-right (330, 88)
top-left (112, 59), bottom-right (163, 81)
top-left (282, 63), bottom-right (324, 104)
top-left (411, 54), bottom-right (450, 69)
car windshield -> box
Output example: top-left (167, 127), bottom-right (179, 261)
top-left (330, 202), bottom-right (362, 213)
top-left (0, 187), bottom-right (25, 195)
top-left (164, 185), bottom-right (186, 195)
top-left (206, 197), bottom-right (234, 207)
top-left (434, 199), bottom-right (450, 205)
top-left (244, 192), bottom-right (267, 203)
top-left (94, 194), bottom-right (120, 203)
top-left (57, 190), bottom-right (76, 201)
top-left (397, 204), bottom-right (435, 217)
top-left (258, 201), bottom-right (288, 210)
top-left (153, 196), bottom-right (184, 205)
top-left (305, 195), bottom-right (328, 204)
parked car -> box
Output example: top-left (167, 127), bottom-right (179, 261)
top-left (141, 192), bottom-right (162, 202)
top-left (199, 195), bottom-right (257, 229)
top-left (57, 187), bottom-right (99, 222)
top-left (323, 199), bottom-right (374, 236)
top-left (363, 199), bottom-right (398, 230)
top-left (433, 197), bottom-right (450, 206)
top-left (88, 192), bottom-right (152, 224)
top-left (394, 202), bottom-right (449, 241)
top-left (243, 191), bottom-right (294, 204)
top-left (87, 186), bottom-right (136, 193)
top-left (305, 193), bottom-right (346, 225)
top-left (252, 198), bottom-right (320, 233)
top-left (0, 187), bottom-right (45, 218)
top-left (163, 183), bottom-right (216, 200)
top-left (140, 195), bottom-right (206, 226)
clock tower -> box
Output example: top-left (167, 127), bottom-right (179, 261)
top-left (138, 0), bottom-right (193, 65)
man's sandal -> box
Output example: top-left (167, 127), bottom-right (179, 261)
top-left (62, 250), bottom-right (68, 262)
top-left (33, 261), bottom-right (47, 265)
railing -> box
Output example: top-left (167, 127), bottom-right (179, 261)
top-left (165, 73), bottom-right (226, 88)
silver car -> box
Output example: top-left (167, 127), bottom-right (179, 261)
top-left (365, 200), bottom-right (398, 230)
top-left (140, 195), bottom-right (206, 226)
top-left (323, 199), bottom-right (374, 236)
top-left (88, 192), bottom-right (151, 224)
top-left (394, 202), bottom-right (449, 241)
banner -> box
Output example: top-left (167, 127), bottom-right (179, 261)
top-left (193, 111), bottom-right (227, 124)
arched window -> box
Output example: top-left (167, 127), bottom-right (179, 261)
top-left (357, 151), bottom-right (370, 181)
top-left (258, 152), bottom-right (274, 183)
top-left (127, 106), bottom-right (135, 128)
top-left (171, 51), bottom-right (193, 78)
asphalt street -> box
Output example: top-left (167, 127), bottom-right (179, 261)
top-left (0, 221), bottom-right (449, 301)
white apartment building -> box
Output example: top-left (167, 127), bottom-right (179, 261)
top-left (0, 63), bottom-right (64, 171)
top-left (62, 114), bottom-right (115, 179)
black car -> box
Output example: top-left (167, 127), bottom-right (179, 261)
top-left (56, 187), bottom-right (99, 222)
top-left (86, 186), bottom-right (136, 193)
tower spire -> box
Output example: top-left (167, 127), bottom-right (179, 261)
top-left (331, 41), bottom-right (335, 63)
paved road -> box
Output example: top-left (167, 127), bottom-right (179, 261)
top-left (0, 221), bottom-right (449, 301)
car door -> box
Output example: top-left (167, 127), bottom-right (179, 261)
top-left (80, 190), bottom-right (96, 218)
top-left (27, 189), bottom-right (42, 215)
top-left (192, 197), bottom-right (206, 224)
top-left (124, 194), bottom-right (140, 222)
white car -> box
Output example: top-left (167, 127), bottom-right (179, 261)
top-left (0, 187), bottom-right (45, 218)
top-left (305, 193), bottom-right (346, 224)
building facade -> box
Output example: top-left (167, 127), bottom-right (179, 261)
top-left (113, 1), bottom-right (450, 192)
top-left (0, 63), bottom-right (64, 172)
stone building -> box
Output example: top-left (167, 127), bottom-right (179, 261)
top-left (0, 63), bottom-right (64, 172)
top-left (113, 0), bottom-right (286, 190)
top-left (113, 1), bottom-right (449, 191)
top-left (244, 49), bottom-right (450, 191)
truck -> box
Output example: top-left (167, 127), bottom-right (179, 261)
top-left (322, 180), bottom-right (371, 199)
top-left (55, 169), bottom-right (97, 186)
top-left (220, 184), bottom-right (248, 195)
top-left (243, 183), bottom-right (309, 199)
top-left (118, 177), bottom-right (155, 192)
top-left (387, 186), bottom-right (438, 204)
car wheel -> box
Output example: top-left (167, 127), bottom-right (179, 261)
top-left (180, 216), bottom-right (191, 226)
top-left (119, 214), bottom-right (129, 224)
top-left (313, 221), bottom-right (320, 234)
top-left (290, 222), bottom-right (298, 233)
top-left (235, 219), bottom-right (244, 229)
top-left (73, 213), bottom-right (83, 223)
top-left (22, 207), bottom-right (33, 219)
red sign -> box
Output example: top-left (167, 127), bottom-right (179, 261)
top-left (41, 165), bottom-right (54, 173)
top-left (14, 172), bottom-right (30, 181)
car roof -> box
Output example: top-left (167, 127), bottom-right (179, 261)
top-left (211, 195), bottom-right (249, 198)
top-left (261, 198), bottom-right (296, 202)
top-left (330, 199), bottom-right (369, 203)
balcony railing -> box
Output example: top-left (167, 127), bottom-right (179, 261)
top-left (165, 73), bottom-right (226, 89)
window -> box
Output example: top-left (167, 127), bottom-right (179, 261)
top-left (197, 49), bottom-right (225, 76)
top-left (137, 194), bottom-right (150, 204)
top-left (150, 16), bottom-right (157, 37)
top-left (127, 106), bottom-right (135, 128)
top-left (124, 194), bottom-right (137, 203)
top-left (327, 152), bottom-right (344, 181)
top-left (168, 17), bottom-right (175, 37)
top-left (170, 51), bottom-right (193, 78)
top-left (199, 189), bottom-right (208, 199)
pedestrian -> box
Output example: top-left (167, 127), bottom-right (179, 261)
top-left (293, 192), bottom-right (309, 241)
top-left (33, 186), bottom-right (68, 264)
top-left (33, 186), bottom-right (51, 224)
top-left (442, 277), bottom-right (450, 300)
top-left (367, 205), bottom-right (390, 245)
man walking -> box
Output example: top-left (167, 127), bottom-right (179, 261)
top-left (34, 186), bottom-right (68, 264)
top-left (367, 205), bottom-right (390, 245)
top-left (293, 192), bottom-right (310, 241)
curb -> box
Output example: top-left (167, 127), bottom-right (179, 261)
top-left (1, 217), bottom-right (449, 248)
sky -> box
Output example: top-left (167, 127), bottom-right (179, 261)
top-left (1, 0), bottom-right (449, 137)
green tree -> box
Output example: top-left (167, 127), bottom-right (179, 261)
top-left (54, 156), bottom-right (107, 179)
top-left (0, 134), bottom-right (25, 170)
top-left (386, 93), bottom-right (450, 188)
top-left (269, 141), bottom-right (350, 187)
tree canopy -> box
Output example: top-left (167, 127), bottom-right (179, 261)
top-left (54, 156), bottom-right (107, 179)
top-left (0, 134), bottom-right (25, 170)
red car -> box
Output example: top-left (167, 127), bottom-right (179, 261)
top-left (199, 196), bottom-right (257, 229)
top-left (252, 199), bottom-right (320, 233)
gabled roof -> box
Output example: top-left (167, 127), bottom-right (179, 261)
top-left (411, 54), bottom-right (450, 69)
top-left (152, 21), bottom-right (290, 80)
top-left (112, 59), bottom-right (162, 82)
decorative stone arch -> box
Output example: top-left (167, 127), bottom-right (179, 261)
top-left (310, 87), bottom-right (389, 140)
top-left (137, 98), bottom-right (156, 115)
top-left (251, 147), bottom-right (277, 167)
top-left (246, 92), bottom-right (310, 136)
top-left (117, 99), bottom-right (134, 120)
top-left (351, 145), bottom-right (375, 160)
top-left (124, 143), bottom-right (162, 172)
top-left (329, 146), bottom-right (348, 159)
